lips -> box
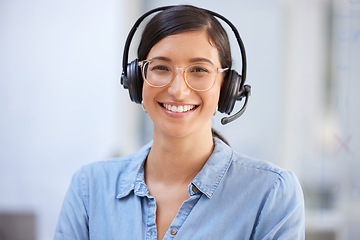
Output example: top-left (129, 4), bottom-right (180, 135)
top-left (161, 103), bottom-right (198, 113)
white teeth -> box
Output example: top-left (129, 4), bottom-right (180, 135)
top-left (163, 104), bottom-right (196, 113)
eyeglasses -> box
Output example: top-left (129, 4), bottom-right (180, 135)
top-left (138, 59), bottom-right (228, 91)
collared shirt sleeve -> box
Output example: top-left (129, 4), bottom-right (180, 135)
top-left (54, 169), bottom-right (89, 240)
top-left (251, 170), bottom-right (305, 240)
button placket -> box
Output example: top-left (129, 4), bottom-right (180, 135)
top-left (146, 197), bottom-right (157, 240)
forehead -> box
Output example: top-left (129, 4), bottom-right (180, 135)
top-left (146, 30), bottom-right (221, 66)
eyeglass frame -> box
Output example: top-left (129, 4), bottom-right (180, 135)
top-left (138, 59), bottom-right (229, 92)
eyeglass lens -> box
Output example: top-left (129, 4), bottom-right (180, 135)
top-left (142, 60), bottom-right (217, 91)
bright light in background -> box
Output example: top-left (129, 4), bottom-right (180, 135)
top-left (0, 0), bottom-right (134, 239)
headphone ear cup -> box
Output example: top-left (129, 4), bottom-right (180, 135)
top-left (218, 70), bottom-right (242, 114)
top-left (126, 59), bottom-right (143, 104)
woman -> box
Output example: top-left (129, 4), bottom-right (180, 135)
top-left (55, 5), bottom-right (305, 239)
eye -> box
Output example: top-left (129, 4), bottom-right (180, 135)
top-left (190, 66), bottom-right (209, 73)
top-left (151, 65), bottom-right (170, 72)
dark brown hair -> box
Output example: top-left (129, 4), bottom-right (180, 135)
top-left (137, 5), bottom-right (232, 69)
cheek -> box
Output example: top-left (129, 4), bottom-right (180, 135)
top-left (142, 83), bottom-right (155, 98)
top-left (203, 80), bottom-right (223, 110)
top-left (142, 84), bottom-right (163, 109)
top-left (142, 84), bottom-right (152, 107)
top-left (212, 77), bottom-right (224, 108)
top-left (213, 77), bottom-right (224, 100)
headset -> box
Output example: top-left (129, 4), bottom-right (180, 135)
top-left (120, 6), bottom-right (251, 125)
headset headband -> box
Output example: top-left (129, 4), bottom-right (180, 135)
top-left (122, 6), bottom-right (247, 89)
top-left (121, 5), bottom-right (251, 125)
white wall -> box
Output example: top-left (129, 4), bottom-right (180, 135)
top-left (0, 0), bottom-right (142, 239)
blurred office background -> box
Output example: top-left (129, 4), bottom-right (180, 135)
top-left (0, 0), bottom-right (359, 239)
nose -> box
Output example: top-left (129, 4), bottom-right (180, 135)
top-left (167, 68), bottom-right (191, 99)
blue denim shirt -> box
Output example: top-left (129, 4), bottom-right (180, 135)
top-left (55, 138), bottom-right (305, 239)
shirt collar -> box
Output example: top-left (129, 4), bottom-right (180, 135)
top-left (116, 142), bottom-right (152, 199)
top-left (191, 137), bottom-right (233, 198)
top-left (116, 138), bottom-right (233, 199)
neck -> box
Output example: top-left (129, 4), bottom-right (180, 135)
top-left (145, 128), bottom-right (214, 185)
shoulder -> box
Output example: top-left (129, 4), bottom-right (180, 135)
top-left (229, 154), bottom-right (305, 238)
top-left (229, 153), bottom-right (305, 238)
top-left (212, 138), bottom-right (302, 196)
top-left (79, 155), bottom-right (141, 178)
top-left (213, 137), bottom-right (300, 187)
top-left (226, 149), bottom-right (304, 208)
top-left (71, 142), bottom-right (151, 187)
top-left (231, 150), bottom-right (299, 183)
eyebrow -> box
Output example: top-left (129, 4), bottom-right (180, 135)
top-left (150, 56), bottom-right (215, 65)
top-left (151, 56), bottom-right (171, 61)
top-left (189, 57), bottom-right (214, 65)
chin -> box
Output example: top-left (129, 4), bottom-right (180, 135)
top-left (156, 124), bottom-right (194, 139)
top-left (154, 119), bottom-right (211, 140)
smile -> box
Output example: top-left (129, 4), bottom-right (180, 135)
top-left (161, 103), bottom-right (198, 113)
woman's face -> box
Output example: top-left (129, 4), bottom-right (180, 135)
top-left (142, 30), bottom-right (225, 139)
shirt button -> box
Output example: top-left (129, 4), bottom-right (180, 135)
top-left (192, 185), bottom-right (198, 193)
top-left (170, 228), bottom-right (177, 235)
